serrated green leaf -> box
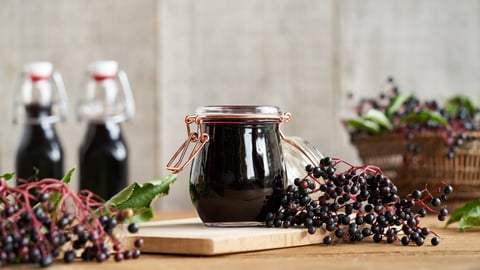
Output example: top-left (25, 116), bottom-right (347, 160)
top-left (108, 183), bottom-right (137, 206)
top-left (107, 174), bottom-right (177, 208)
top-left (364, 109), bottom-right (393, 130)
top-left (458, 205), bottom-right (480, 231)
top-left (347, 118), bottom-right (381, 134)
top-left (0, 173), bottom-right (15, 180)
top-left (447, 198), bottom-right (480, 226)
top-left (106, 174), bottom-right (177, 222)
top-left (386, 92), bottom-right (413, 119)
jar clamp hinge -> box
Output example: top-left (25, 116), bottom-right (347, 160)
top-left (166, 115), bottom-right (209, 174)
top-left (166, 111), bottom-right (320, 174)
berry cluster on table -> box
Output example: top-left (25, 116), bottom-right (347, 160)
top-left (0, 177), bottom-right (143, 268)
top-left (265, 157), bottom-right (451, 246)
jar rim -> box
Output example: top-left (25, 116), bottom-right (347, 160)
top-left (195, 105), bottom-right (282, 117)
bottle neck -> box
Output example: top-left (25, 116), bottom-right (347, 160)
top-left (85, 121), bottom-right (123, 141)
top-left (24, 102), bottom-right (52, 117)
top-left (19, 103), bottom-right (62, 125)
top-left (21, 121), bottom-right (58, 141)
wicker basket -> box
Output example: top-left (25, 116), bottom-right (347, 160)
top-left (350, 131), bottom-right (480, 209)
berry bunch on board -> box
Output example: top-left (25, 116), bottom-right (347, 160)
top-left (0, 173), bottom-right (144, 268)
top-left (266, 157), bottom-right (451, 246)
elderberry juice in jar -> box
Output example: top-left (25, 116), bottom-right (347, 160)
top-left (169, 106), bottom-right (289, 226)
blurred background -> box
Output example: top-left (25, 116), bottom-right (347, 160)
top-left (0, 0), bottom-right (479, 211)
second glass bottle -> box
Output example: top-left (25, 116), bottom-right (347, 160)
top-left (77, 61), bottom-right (135, 199)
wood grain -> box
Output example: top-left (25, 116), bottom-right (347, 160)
top-left (135, 218), bottom-right (324, 255)
top-left (5, 212), bottom-right (480, 270)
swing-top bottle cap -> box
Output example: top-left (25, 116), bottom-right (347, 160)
top-left (23, 62), bottom-right (53, 80)
top-left (88, 60), bottom-right (118, 80)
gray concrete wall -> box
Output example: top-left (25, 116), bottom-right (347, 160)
top-left (1, 0), bottom-right (479, 211)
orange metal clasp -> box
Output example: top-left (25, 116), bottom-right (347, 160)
top-left (166, 111), bottom-right (311, 174)
top-left (166, 115), bottom-right (209, 174)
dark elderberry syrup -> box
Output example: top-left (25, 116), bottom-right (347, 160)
top-left (77, 60), bottom-right (134, 200)
top-left (15, 103), bottom-right (64, 182)
top-left (188, 106), bottom-right (287, 226)
top-left (79, 122), bottom-right (128, 200)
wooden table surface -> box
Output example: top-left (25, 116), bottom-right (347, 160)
top-left (5, 211), bottom-right (480, 270)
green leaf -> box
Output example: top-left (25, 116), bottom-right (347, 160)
top-left (364, 109), bottom-right (393, 130)
top-left (386, 92), bottom-right (413, 119)
top-left (106, 174), bottom-right (177, 222)
top-left (426, 110), bottom-right (449, 125)
top-left (347, 118), bottom-right (381, 134)
top-left (445, 95), bottom-right (476, 115)
top-left (61, 167), bottom-right (75, 184)
top-left (401, 110), bottom-right (448, 125)
top-left (458, 205), bottom-right (480, 231)
top-left (447, 198), bottom-right (480, 227)
top-left (132, 207), bottom-right (155, 221)
top-left (0, 173), bottom-right (15, 180)
top-left (50, 168), bottom-right (77, 212)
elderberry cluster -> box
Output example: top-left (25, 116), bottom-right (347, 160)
top-left (265, 157), bottom-right (451, 246)
top-left (402, 98), bottom-right (479, 158)
top-left (0, 178), bottom-right (142, 268)
top-left (350, 77), bottom-right (479, 159)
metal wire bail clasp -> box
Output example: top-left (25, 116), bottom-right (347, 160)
top-left (166, 115), bottom-right (209, 174)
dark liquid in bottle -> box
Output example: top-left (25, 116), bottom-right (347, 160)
top-left (189, 121), bottom-right (286, 224)
top-left (15, 103), bottom-right (64, 182)
top-left (79, 122), bottom-right (128, 200)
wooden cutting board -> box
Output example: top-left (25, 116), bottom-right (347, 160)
top-left (134, 218), bottom-right (325, 255)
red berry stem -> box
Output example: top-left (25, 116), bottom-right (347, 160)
top-left (0, 176), bottom-right (142, 267)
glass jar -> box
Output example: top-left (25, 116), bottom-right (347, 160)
top-left (167, 105), bottom-right (322, 227)
top-left (282, 136), bottom-right (324, 186)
